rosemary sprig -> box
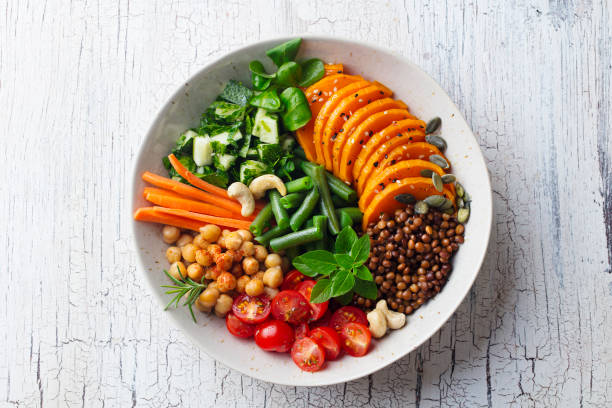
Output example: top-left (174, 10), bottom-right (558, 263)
top-left (161, 270), bottom-right (206, 322)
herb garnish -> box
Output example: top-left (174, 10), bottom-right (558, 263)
top-left (161, 270), bottom-right (206, 322)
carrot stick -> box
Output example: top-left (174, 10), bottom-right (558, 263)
top-left (167, 154), bottom-right (233, 199)
top-left (134, 207), bottom-right (205, 231)
top-left (143, 187), bottom-right (182, 199)
top-left (144, 191), bottom-right (239, 218)
top-left (141, 172), bottom-right (243, 215)
top-left (153, 206), bottom-right (252, 230)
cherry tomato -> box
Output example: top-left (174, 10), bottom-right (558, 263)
top-left (309, 327), bottom-right (342, 360)
top-left (295, 322), bottom-right (310, 340)
top-left (330, 306), bottom-right (368, 332)
top-left (226, 312), bottom-right (255, 338)
top-left (254, 320), bottom-right (294, 352)
top-left (296, 280), bottom-right (329, 321)
top-left (339, 322), bottom-right (371, 357)
top-left (280, 270), bottom-right (307, 291)
top-left (291, 337), bottom-right (325, 372)
top-left (271, 290), bottom-right (312, 324)
top-left (232, 294), bottom-right (271, 324)
top-left (310, 309), bottom-right (332, 329)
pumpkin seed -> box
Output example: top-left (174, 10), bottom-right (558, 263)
top-left (439, 198), bottom-right (454, 210)
top-left (423, 195), bottom-right (446, 207)
top-left (415, 200), bottom-right (429, 214)
top-left (432, 173), bottom-right (443, 192)
top-left (394, 193), bottom-right (416, 204)
top-left (457, 197), bottom-right (465, 208)
top-left (441, 174), bottom-right (456, 184)
top-left (443, 207), bottom-right (454, 215)
top-left (457, 207), bottom-right (470, 223)
top-left (455, 182), bottom-right (465, 198)
top-left (425, 134), bottom-right (447, 151)
top-left (425, 117), bottom-right (441, 134)
top-left (420, 169), bottom-right (434, 178)
top-left (429, 154), bottom-right (449, 169)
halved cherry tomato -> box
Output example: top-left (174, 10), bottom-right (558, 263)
top-left (339, 322), bottom-right (371, 357)
top-left (280, 270), bottom-right (307, 291)
top-left (271, 290), bottom-right (312, 324)
top-left (330, 306), bottom-right (368, 332)
top-left (310, 309), bottom-right (332, 329)
top-left (295, 322), bottom-right (310, 340)
top-left (309, 327), bottom-right (342, 360)
top-left (254, 320), bottom-right (294, 352)
top-left (232, 294), bottom-right (271, 324)
top-left (226, 312), bottom-right (255, 338)
top-left (291, 337), bottom-right (325, 372)
top-left (296, 280), bottom-right (329, 321)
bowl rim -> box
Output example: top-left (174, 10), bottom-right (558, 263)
top-left (129, 34), bottom-right (493, 386)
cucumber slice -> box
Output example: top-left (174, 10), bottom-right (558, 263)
top-left (193, 136), bottom-right (212, 166)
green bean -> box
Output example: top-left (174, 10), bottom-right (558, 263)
top-left (249, 203), bottom-right (273, 236)
top-left (269, 227), bottom-right (323, 251)
top-left (280, 192), bottom-right (306, 209)
top-left (331, 194), bottom-right (351, 208)
top-left (337, 210), bottom-right (353, 229)
top-left (312, 215), bottom-right (328, 250)
top-left (255, 225), bottom-right (291, 246)
top-left (337, 207), bottom-right (363, 223)
top-left (286, 245), bottom-right (300, 260)
top-left (299, 160), bottom-right (357, 202)
top-left (305, 218), bottom-right (314, 228)
top-left (303, 163), bottom-right (341, 235)
top-left (290, 187), bottom-right (320, 231)
top-left (285, 176), bottom-right (313, 193)
top-left (269, 190), bottom-right (289, 229)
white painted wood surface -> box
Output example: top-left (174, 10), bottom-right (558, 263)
top-left (2, 0), bottom-right (611, 406)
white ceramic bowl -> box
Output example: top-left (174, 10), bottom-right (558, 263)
top-left (131, 36), bottom-right (492, 386)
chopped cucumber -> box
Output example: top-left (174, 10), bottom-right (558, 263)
top-left (238, 133), bottom-right (252, 158)
top-left (257, 143), bottom-right (283, 163)
top-left (213, 154), bottom-right (237, 171)
top-left (193, 135), bottom-right (213, 166)
top-left (240, 160), bottom-right (268, 185)
top-left (252, 108), bottom-right (279, 144)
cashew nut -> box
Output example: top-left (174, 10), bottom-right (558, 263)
top-left (376, 299), bottom-right (406, 330)
top-left (227, 182), bottom-right (255, 217)
top-left (248, 174), bottom-right (287, 199)
top-left (367, 308), bottom-right (388, 338)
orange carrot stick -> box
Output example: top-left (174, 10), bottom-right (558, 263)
top-left (153, 206), bottom-right (252, 230)
top-left (167, 154), bottom-right (233, 200)
top-left (134, 207), bottom-right (205, 231)
top-left (143, 187), bottom-right (182, 199)
top-left (145, 191), bottom-right (239, 218)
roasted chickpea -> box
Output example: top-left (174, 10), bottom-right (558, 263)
top-left (236, 229), bottom-right (253, 242)
top-left (245, 278), bottom-right (264, 296)
top-left (187, 263), bottom-right (204, 281)
top-left (168, 261), bottom-right (187, 280)
top-left (207, 281), bottom-right (218, 291)
top-left (176, 234), bottom-right (193, 247)
top-left (222, 229), bottom-right (231, 237)
top-left (193, 234), bottom-right (207, 248)
top-left (225, 232), bottom-right (243, 251)
top-left (216, 252), bottom-right (234, 271)
top-left (195, 300), bottom-right (211, 313)
top-left (195, 249), bottom-right (213, 266)
top-left (166, 246), bottom-right (182, 263)
top-left (205, 266), bottom-right (222, 280)
top-left (242, 257), bottom-right (259, 275)
top-left (217, 236), bottom-right (226, 249)
top-left (263, 286), bottom-right (279, 298)
top-left (214, 294), bottom-right (233, 317)
top-left (207, 244), bottom-right (222, 261)
top-left (263, 266), bottom-right (283, 288)
top-left (199, 224), bottom-right (221, 242)
top-left (231, 263), bottom-right (243, 277)
top-left (217, 272), bottom-right (237, 292)
top-left (181, 243), bottom-right (198, 263)
top-left (162, 225), bottom-right (181, 244)
top-left (254, 271), bottom-right (265, 281)
top-left (227, 249), bottom-right (242, 263)
top-left (264, 253), bottom-right (282, 268)
top-left (254, 245), bottom-right (268, 262)
top-left (239, 241), bottom-right (255, 257)
top-left (198, 287), bottom-right (220, 308)
top-left (236, 275), bottom-right (250, 293)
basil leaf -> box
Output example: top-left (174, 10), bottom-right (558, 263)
top-left (249, 88), bottom-right (282, 112)
top-left (335, 226), bottom-right (358, 254)
top-left (266, 38), bottom-right (302, 67)
top-left (353, 264), bottom-right (373, 281)
top-left (310, 278), bottom-right (333, 303)
top-left (353, 278), bottom-right (378, 299)
top-left (334, 253), bottom-right (353, 270)
top-left (298, 58), bottom-right (325, 87)
top-left (249, 60), bottom-right (276, 79)
top-left (276, 61), bottom-right (302, 87)
top-left (279, 87), bottom-right (312, 131)
top-left (292, 250), bottom-right (338, 277)
top-left (336, 290), bottom-right (354, 306)
top-left (350, 234), bottom-right (370, 265)
top-left (331, 269), bottom-right (355, 297)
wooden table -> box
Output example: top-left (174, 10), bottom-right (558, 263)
top-left (2, 1), bottom-right (611, 406)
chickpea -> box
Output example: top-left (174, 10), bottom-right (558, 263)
top-left (195, 300), bottom-right (211, 313)
top-left (207, 281), bottom-right (219, 291)
top-left (222, 229), bottom-right (231, 237)
top-left (200, 224), bottom-right (221, 243)
top-left (181, 243), bottom-right (198, 263)
top-left (216, 252), bottom-right (234, 271)
top-left (263, 266), bottom-right (283, 289)
top-left (195, 249), bottom-right (213, 267)
top-left (236, 275), bottom-right (250, 293)
top-left (214, 294), bottom-right (233, 317)
top-left (198, 287), bottom-right (220, 308)
top-left (207, 244), bottom-right (222, 261)
top-left (242, 257), bottom-right (259, 275)
top-left (166, 246), bottom-right (182, 263)
top-left (217, 272), bottom-right (237, 292)
top-left (205, 266), bottom-right (222, 280)
top-left (162, 225), bottom-right (181, 244)
top-left (231, 263), bottom-right (243, 277)
top-left (239, 241), bottom-right (255, 257)
top-left (263, 286), bottom-right (279, 299)
top-left (254, 245), bottom-right (268, 262)
top-left (236, 229), bottom-right (253, 242)
top-left (254, 271), bottom-right (265, 281)
top-left (264, 253), bottom-right (282, 268)
top-left (168, 261), bottom-right (187, 280)
top-left (245, 278), bottom-right (264, 296)
top-left (193, 234), bottom-right (207, 248)
top-left (176, 234), bottom-right (193, 247)
top-left (225, 232), bottom-right (243, 251)
top-left (187, 263), bottom-right (204, 281)
top-left (227, 249), bottom-right (243, 263)
top-left (217, 236), bottom-right (226, 249)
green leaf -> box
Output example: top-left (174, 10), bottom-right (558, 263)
top-left (249, 88), bottom-right (282, 112)
top-left (292, 250), bottom-right (338, 277)
top-left (350, 234), bottom-right (371, 265)
top-left (309, 279), bottom-right (333, 303)
top-left (252, 73), bottom-right (272, 91)
top-left (276, 61), bottom-right (302, 87)
top-left (334, 253), bottom-right (353, 270)
top-left (331, 269), bottom-right (355, 297)
top-left (298, 58), bottom-right (325, 87)
top-left (353, 278), bottom-right (378, 300)
top-left (249, 60), bottom-right (276, 79)
top-left (353, 264), bottom-right (373, 281)
top-left (219, 80), bottom-right (253, 106)
top-left (266, 38), bottom-right (302, 67)
top-left (336, 290), bottom-right (354, 306)
top-left (335, 226), bottom-right (358, 254)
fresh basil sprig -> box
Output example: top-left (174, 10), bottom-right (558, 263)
top-left (292, 226), bottom-right (377, 304)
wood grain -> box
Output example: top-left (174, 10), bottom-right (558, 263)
top-left (1, 0), bottom-right (611, 406)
